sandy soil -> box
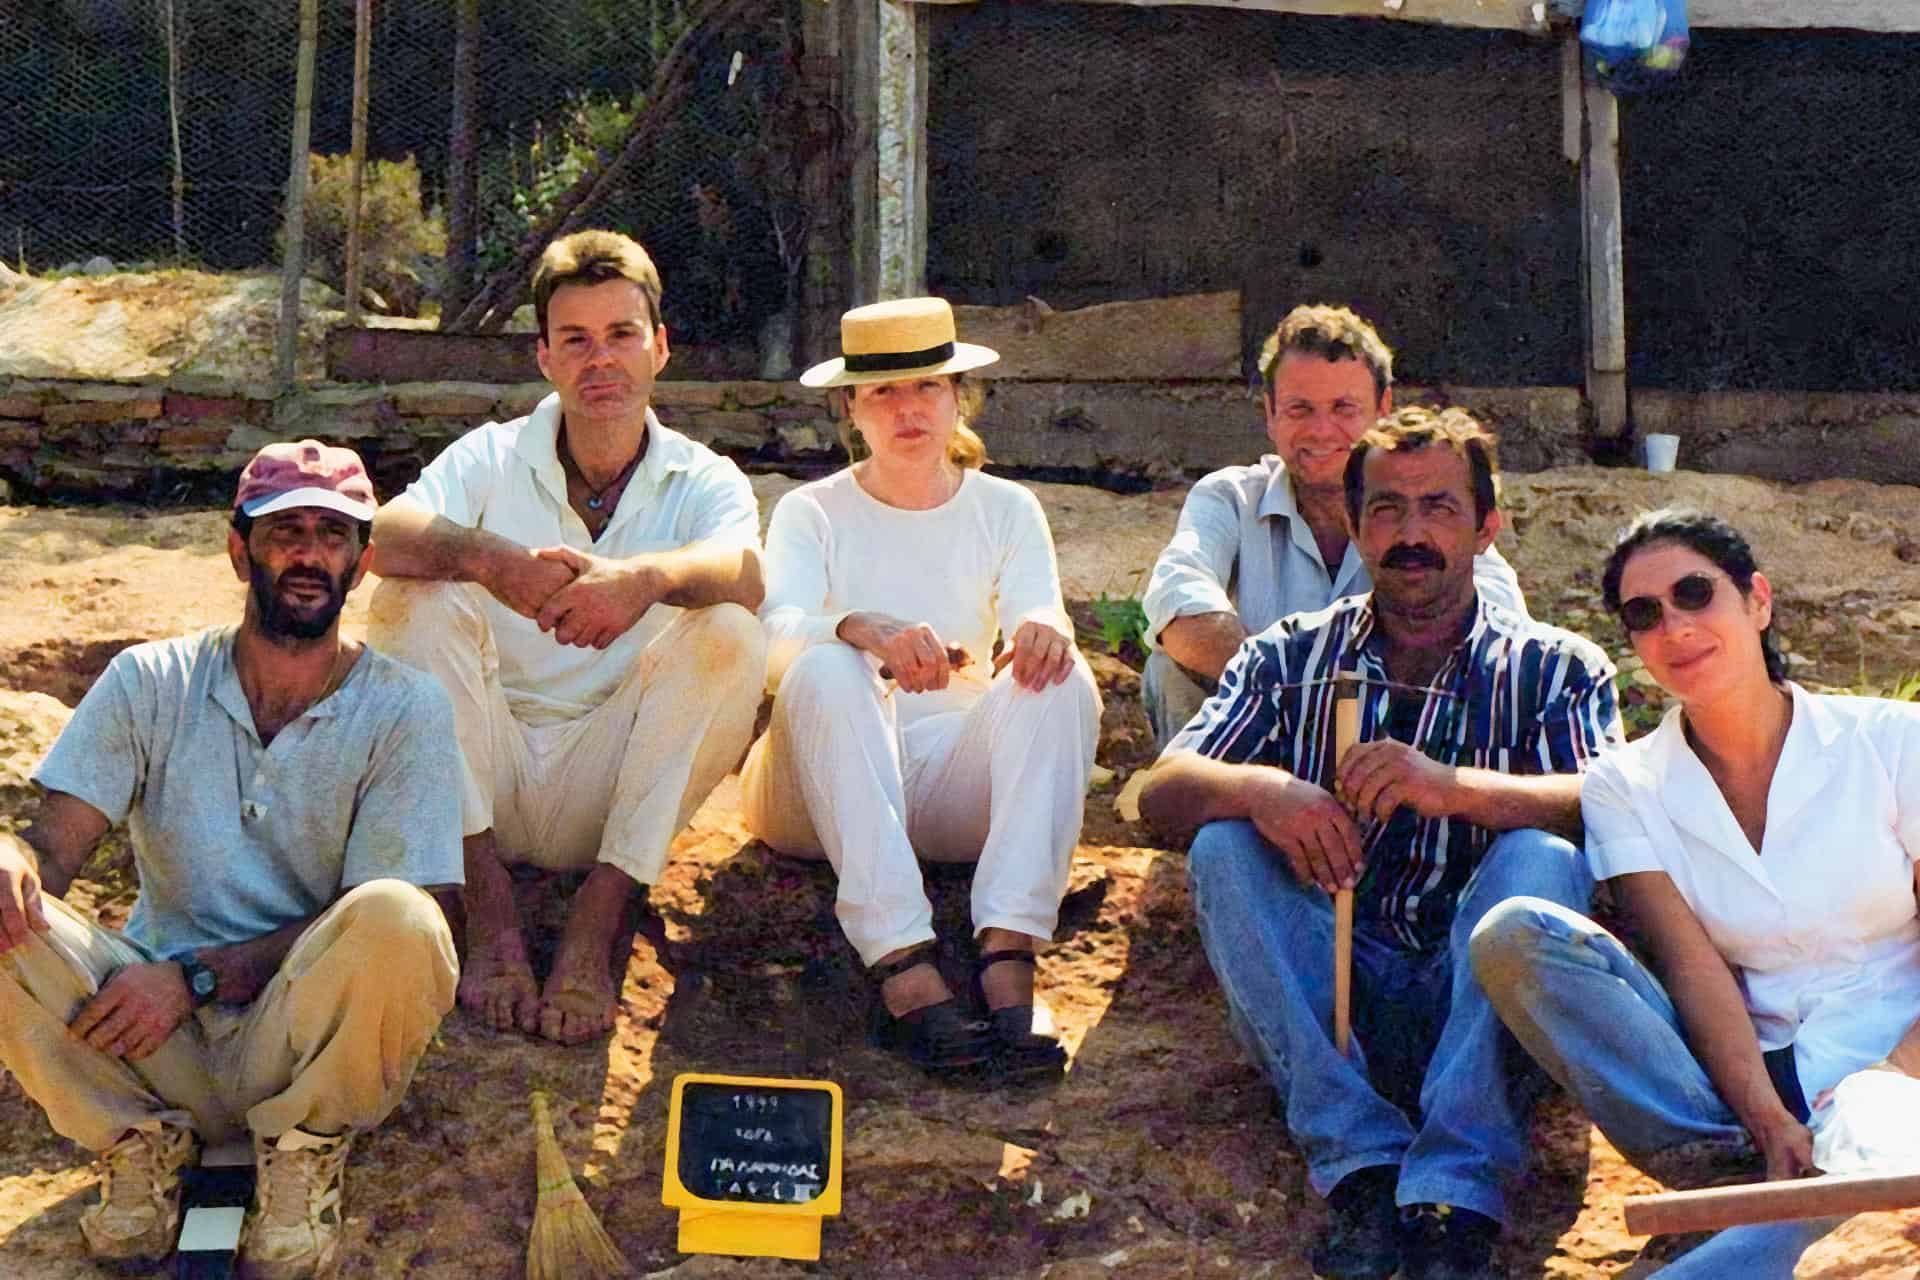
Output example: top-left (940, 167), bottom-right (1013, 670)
top-left (2, 469), bottom-right (1919, 1278)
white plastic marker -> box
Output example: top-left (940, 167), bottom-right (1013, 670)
top-left (176, 1140), bottom-right (254, 1279)
top-left (1332, 675), bottom-right (1360, 1058)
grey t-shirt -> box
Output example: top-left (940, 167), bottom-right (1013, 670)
top-left (35, 628), bottom-right (464, 959)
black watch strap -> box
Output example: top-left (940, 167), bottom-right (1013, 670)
top-left (179, 957), bottom-right (219, 1008)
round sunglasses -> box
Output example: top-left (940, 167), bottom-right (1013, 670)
top-left (1618, 571), bottom-right (1719, 633)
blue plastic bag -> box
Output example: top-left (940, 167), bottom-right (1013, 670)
top-left (1581, 0), bottom-right (1688, 93)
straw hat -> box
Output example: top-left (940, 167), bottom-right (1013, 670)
top-left (800, 297), bottom-right (999, 389)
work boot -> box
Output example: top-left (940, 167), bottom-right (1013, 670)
top-left (1309, 1164), bottom-right (1401, 1280)
top-left (240, 1128), bottom-right (351, 1279)
top-left (78, 1123), bottom-right (197, 1263)
top-left (1399, 1202), bottom-right (1499, 1280)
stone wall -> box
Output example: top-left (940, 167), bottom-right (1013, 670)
top-left (0, 373), bottom-right (1595, 504)
top-left (6, 373), bottom-right (1919, 504)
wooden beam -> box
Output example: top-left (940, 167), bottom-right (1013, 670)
top-left (876, 0), bottom-right (929, 298)
top-left (1689, 0), bottom-right (1920, 31)
top-left (912, 0), bottom-right (1920, 33)
top-left (908, 0), bottom-right (1547, 31)
top-left (1579, 52), bottom-right (1628, 441)
top-left (1626, 1171), bottom-right (1920, 1236)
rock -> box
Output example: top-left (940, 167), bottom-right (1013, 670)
top-left (81, 255), bottom-right (114, 275)
top-left (0, 690), bottom-right (71, 827)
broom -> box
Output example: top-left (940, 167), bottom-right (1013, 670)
top-left (528, 1090), bottom-right (630, 1280)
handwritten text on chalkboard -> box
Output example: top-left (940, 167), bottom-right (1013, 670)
top-left (677, 1083), bottom-right (834, 1206)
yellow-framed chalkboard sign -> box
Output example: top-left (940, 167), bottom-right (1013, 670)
top-left (661, 1072), bottom-right (844, 1260)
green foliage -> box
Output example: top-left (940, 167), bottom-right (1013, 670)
top-left (475, 91), bottom-right (642, 279)
top-left (1090, 594), bottom-right (1150, 657)
top-left (289, 153), bottom-right (445, 316)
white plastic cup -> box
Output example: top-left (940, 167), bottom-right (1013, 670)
top-left (1643, 433), bottom-right (1679, 473)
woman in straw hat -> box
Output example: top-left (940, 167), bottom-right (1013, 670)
top-left (741, 297), bottom-right (1101, 1078)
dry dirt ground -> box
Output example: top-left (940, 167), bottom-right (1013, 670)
top-left (2, 469), bottom-right (1920, 1279)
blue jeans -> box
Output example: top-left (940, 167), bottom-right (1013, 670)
top-left (1187, 820), bottom-right (1590, 1223)
top-left (1471, 897), bottom-right (1842, 1278)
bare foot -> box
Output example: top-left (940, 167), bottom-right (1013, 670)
top-left (459, 934), bottom-right (539, 1034)
top-left (537, 943), bottom-right (618, 1045)
top-left (532, 864), bottom-right (635, 1045)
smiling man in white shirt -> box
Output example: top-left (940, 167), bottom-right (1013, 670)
top-left (1140, 305), bottom-right (1525, 747)
top-left (369, 230), bottom-right (765, 1046)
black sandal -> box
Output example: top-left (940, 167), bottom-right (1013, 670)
top-left (869, 947), bottom-right (994, 1073)
top-left (974, 949), bottom-right (1069, 1081)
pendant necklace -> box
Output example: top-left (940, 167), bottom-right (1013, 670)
top-left (563, 435), bottom-right (644, 512)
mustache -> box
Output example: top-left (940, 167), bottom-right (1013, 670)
top-left (1381, 544), bottom-right (1446, 570)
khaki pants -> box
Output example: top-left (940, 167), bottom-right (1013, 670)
top-left (0, 880), bottom-right (456, 1152)
top-left (367, 581), bottom-right (765, 886)
top-left (740, 642), bottom-right (1101, 965)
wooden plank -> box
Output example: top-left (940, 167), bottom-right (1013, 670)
top-left (954, 292), bottom-right (1242, 381)
top-left (1689, 0), bottom-right (1920, 31)
top-left (326, 327), bottom-right (540, 384)
top-left (275, 0), bottom-right (318, 391)
top-left (1625, 1171), bottom-right (1920, 1236)
top-left (909, 0), bottom-right (1545, 30)
top-left (914, 0), bottom-right (1920, 32)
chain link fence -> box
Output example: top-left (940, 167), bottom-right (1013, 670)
top-left (1, 0), bottom-right (808, 354)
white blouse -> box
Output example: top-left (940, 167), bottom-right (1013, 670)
top-left (759, 468), bottom-right (1069, 727)
top-left (1582, 683), bottom-right (1920, 1101)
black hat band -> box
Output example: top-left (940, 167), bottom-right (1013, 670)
top-left (842, 341), bottom-right (956, 373)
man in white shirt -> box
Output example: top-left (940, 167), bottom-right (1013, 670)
top-left (369, 230), bottom-right (766, 1046)
top-left (1140, 305), bottom-right (1525, 747)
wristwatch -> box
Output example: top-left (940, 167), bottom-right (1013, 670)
top-left (179, 956), bottom-right (219, 1008)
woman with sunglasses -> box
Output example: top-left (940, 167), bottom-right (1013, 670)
top-left (741, 298), bottom-right (1100, 1081)
top-left (1472, 508), bottom-right (1920, 1276)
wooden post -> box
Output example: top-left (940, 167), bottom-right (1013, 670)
top-left (276, 0), bottom-right (319, 393)
top-left (1625, 1171), bottom-right (1920, 1237)
top-left (874, 0), bottom-right (928, 299)
top-left (1332, 676), bottom-right (1360, 1057)
top-left (443, 0), bottom-right (480, 325)
top-left (1579, 50), bottom-right (1629, 443)
top-left (343, 0), bottom-right (373, 326)
top-left (161, 0), bottom-right (186, 260)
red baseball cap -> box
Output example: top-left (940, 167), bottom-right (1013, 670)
top-left (234, 440), bottom-right (377, 521)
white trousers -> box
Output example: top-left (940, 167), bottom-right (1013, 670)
top-left (739, 642), bottom-right (1101, 966)
top-left (368, 580), bottom-right (766, 886)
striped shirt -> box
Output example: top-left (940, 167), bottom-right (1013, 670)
top-left (1168, 593), bottom-right (1623, 950)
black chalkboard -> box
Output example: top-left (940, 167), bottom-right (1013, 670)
top-left (675, 1081), bottom-right (834, 1206)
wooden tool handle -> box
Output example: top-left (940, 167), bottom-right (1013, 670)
top-left (878, 645), bottom-right (970, 681)
top-left (1624, 1170), bottom-right (1920, 1236)
top-left (1332, 677), bottom-right (1360, 1057)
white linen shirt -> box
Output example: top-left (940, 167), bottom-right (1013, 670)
top-left (393, 393), bottom-right (760, 725)
top-left (1582, 684), bottom-right (1920, 1101)
top-left (1141, 454), bottom-right (1527, 648)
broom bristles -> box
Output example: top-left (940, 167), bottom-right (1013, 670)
top-left (528, 1090), bottom-right (630, 1280)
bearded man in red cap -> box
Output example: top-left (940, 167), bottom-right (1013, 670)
top-left (0, 439), bottom-right (463, 1278)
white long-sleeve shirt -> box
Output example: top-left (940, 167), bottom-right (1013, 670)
top-left (760, 467), bottom-right (1069, 726)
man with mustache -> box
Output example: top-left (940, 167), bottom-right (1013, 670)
top-left (1142, 408), bottom-right (1621, 1280)
top-left (0, 441), bottom-right (462, 1276)
top-left (369, 229), bottom-right (765, 1046)
top-left (1140, 305), bottom-right (1524, 749)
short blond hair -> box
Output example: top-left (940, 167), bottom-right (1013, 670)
top-left (532, 229), bottom-right (663, 338)
top-left (1343, 405), bottom-right (1500, 526)
top-left (1258, 304), bottom-right (1394, 403)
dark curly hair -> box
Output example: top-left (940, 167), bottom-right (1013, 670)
top-left (1600, 507), bottom-right (1787, 684)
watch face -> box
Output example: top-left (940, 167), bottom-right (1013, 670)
top-left (191, 967), bottom-right (217, 999)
